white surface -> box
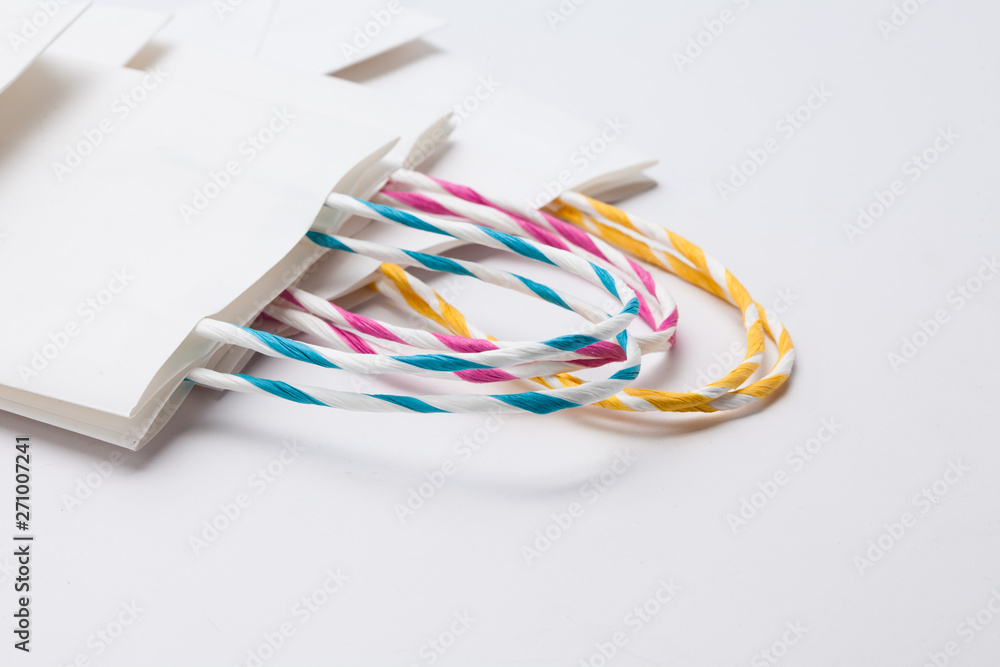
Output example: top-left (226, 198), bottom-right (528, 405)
top-left (1, 1), bottom-right (999, 666)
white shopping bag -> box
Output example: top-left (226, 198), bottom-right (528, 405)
top-left (0, 55), bottom-right (396, 446)
top-left (0, 23), bottom-right (658, 451)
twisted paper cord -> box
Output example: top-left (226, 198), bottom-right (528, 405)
top-left (368, 181), bottom-right (794, 411)
top-left (190, 309), bottom-right (641, 414)
top-left (375, 179), bottom-right (677, 338)
top-left (378, 258), bottom-right (781, 412)
top-left (372, 190), bottom-right (676, 357)
top-left (195, 231), bottom-right (640, 377)
top-left (387, 169), bottom-right (684, 312)
top-left (188, 199), bottom-right (648, 413)
top-left (373, 263), bottom-right (491, 340)
top-left (265, 303), bottom-right (622, 382)
top-left (549, 194), bottom-right (795, 410)
top-left (323, 194), bottom-right (677, 354)
top-left (186, 345), bottom-right (640, 414)
top-left (267, 289), bottom-right (627, 377)
top-left (190, 172), bottom-right (792, 414)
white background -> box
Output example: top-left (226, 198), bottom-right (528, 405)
top-left (2, 1), bottom-right (999, 665)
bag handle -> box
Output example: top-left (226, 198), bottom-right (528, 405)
top-left (187, 199), bottom-right (644, 413)
top-left (378, 173), bottom-right (795, 412)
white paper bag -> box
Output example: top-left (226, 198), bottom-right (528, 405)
top-left (0, 55), bottom-right (395, 445)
